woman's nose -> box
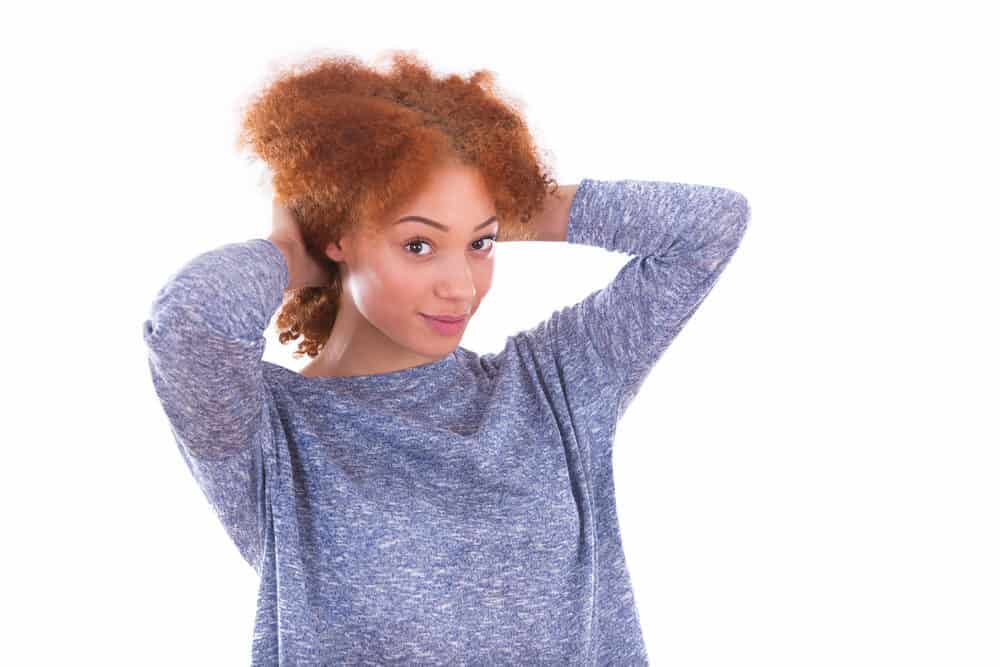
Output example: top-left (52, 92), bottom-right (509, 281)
top-left (435, 260), bottom-right (477, 299)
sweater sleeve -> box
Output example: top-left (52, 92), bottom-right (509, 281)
top-left (142, 237), bottom-right (289, 575)
top-left (542, 178), bottom-right (751, 420)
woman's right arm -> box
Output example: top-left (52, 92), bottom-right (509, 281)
top-left (142, 237), bottom-right (290, 574)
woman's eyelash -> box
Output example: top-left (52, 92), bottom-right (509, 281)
top-left (404, 234), bottom-right (497, 255)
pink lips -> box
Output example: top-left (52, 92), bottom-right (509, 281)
top-left (424, 314), bottom-right (466, 323)
top-left (421, 313), bottom-right (467, 335)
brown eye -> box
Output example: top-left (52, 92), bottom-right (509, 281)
top-left (473, 234), bottom-right (498, 253)
top-left (404, 239), bottom-right (431, 256)
top-left (403, 234), bottom-right (497, 257)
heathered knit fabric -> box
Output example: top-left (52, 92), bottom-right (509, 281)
top-left (143, 178), bottom-right (750, 665)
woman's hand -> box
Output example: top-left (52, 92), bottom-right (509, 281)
top-left (268, 197), bottom-right (336, 291)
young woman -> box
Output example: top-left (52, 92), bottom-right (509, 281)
top-left (143, 51), bottom-right (750, 665)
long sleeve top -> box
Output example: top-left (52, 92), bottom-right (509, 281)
top-left (142, 178), bottom-right (751, 665)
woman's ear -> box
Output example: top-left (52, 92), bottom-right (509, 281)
top-left (325, 239), bottom-right (345, 263)
top-left (325, 226), bottom-right (355, 263)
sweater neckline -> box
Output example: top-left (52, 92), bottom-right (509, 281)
top-left (288, 347), bottom-right (466, 388)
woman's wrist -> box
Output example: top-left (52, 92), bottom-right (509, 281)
top-left (267, 235), bottom-right (306, 291)
top-left (532, 184), bottom-right (578, 242)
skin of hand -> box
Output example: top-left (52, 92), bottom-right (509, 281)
top-left (268, 197), bottom-right (335, 291)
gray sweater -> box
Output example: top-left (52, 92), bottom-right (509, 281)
top-left (143, 178), bottom-right (750, 665)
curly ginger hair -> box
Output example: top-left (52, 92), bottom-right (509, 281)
top-left (235, 49), bottom-right (559, 360)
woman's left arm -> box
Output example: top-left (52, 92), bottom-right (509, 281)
top-left (524, 178), bottom-right (751, 419)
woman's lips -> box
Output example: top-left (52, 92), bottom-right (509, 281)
top-left (423, 314), bottom-right (467, 323)
top-left (421, 313), bottom-right (467, 335)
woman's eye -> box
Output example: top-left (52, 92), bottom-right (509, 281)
top-left (404, 234), bottom-right (497, 257)
top-left (404, 239), bottom-right (431, 255)
top-left (473, 234), bottom-right (498, 252)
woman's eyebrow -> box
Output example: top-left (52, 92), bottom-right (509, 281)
top-left (393, 215), bottom-right (498, 232)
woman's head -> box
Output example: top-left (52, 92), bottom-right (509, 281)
top-left (236, 49), bottom-right (557, 362)
top-left (317, 159), bottom-right (499, 373)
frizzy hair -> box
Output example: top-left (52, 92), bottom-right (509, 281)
top-left (234, 49), bottom-right (559, 360)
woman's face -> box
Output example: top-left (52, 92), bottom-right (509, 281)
top-left (323, 162), bottom-right (499, 370)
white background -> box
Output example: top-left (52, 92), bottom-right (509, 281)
top-left (3, 1), bottom-right (998, 665)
